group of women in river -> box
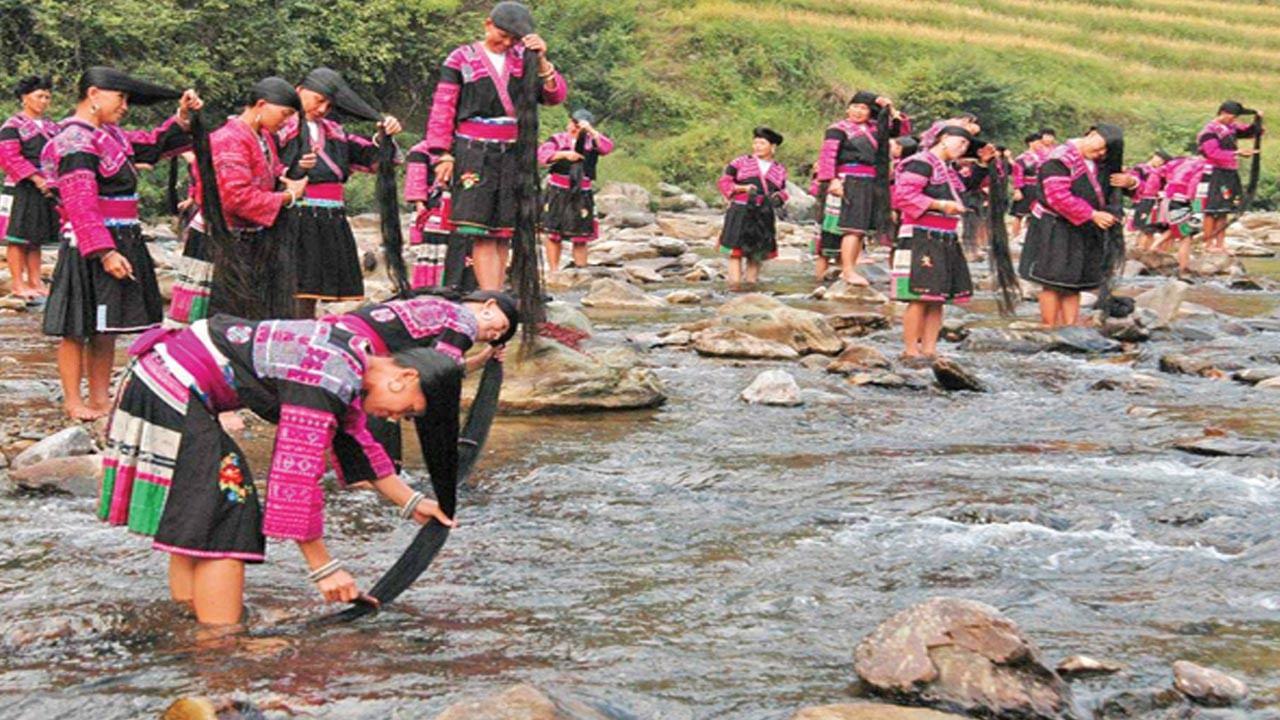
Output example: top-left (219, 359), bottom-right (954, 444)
top-left (0, 0), bottom-right (1266, 628)
top-left (715, 95), bottom-right (1263, 358)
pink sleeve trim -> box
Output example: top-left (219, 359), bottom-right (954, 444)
top-left (262, 404), bottom-right (337, 541)
top-left (540, 71), bottom-right (568, 106)
top-left (0, 139), bottom-right (37, 182)
top-left (594, 133), bottom-right (615, 156)
top-left (817, 137), bottom-right (840, 182)
top-left (338, 399), bottom-right (396, 484)
top-left (426, 82), bottom-right (461, 154)
top-left (60, 169), bottom-right (116, 256)
top-left (1042, 175), bottom-right (1094, 226)
top-left (537, 136), bottom-right (560, 166)
top-left (892, 166), bottom-right (933, 221)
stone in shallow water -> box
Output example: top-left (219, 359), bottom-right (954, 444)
top-left (7, 454), bottom-right (102, 496)
top-left (932, 358), bottom-right (987, 392)
top-left (1172, 660), bottom-right (1249, 707)
top-left (740, 369), bottom-right (803, 406)
top-left (1056, 654), bottom-right (1124, 678)
top-left (1173, 436), bottom-right (1280, 457)
top-left (854, 597), bottom-right (1075, 719)
top-left (499, 339), bottom-right (666, 414)
top-left (580, 278), bottom-right (667, 310)
top-left (434, 683), bottom-right (609, 720)
top-left (12, 425), bottom-right (97, 470)
top-left (789, 704), bottom-right (967, 719)
top-left (716, 294), bottom-right (844, 355)
top-left (827, 344), bottom-right (891, 374)
top-left (693, 327), bottom-right (799, 360)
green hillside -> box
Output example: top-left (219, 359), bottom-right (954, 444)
top-left (2, 0), bottom-right (1277, 209)
top-left (581, 0), bottom-right (1280, 203)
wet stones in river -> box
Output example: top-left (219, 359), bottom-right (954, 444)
top-left (1056, 655), bottom-right (1124, 679)
top-left (1172, 661), bottom-right (1249, 707)
top-left (713, 293), bottom-right (844, 355)
top-left (740, 369), bottom-right (804, 406)
top-left (692, 327), bottom-right (799, 360)
top-left (781, 180), bottom-right (817, 221)
top-left (499, 337), bottom-right (666, 413)
top-left (1231, 367), bottom-right (1280, 385)
top-left (1172, 435), bottom-right (1280, 458)
top-left (1089, 373), bottom-right (1167, 394)
top-left (664, 289), bottom-right (704, 305)
top-left (580, 278), bottom-right (667, 311)
top-left (1158, 353), bottom-right (1229, 379)
top-left (826, 344), bottom-right (891, 375)
top-left (959, 327), bottom-right (1119, 355)
top-left (813, 280), bottom-right (890, 305)
top-left (1127, 248), bottom-right (1181, 277)
top-left (11, 425), bottom-right (97, 470)
top-left (1093, 688), bottom-right (1192, 720)
top-left (932, 357), bottom-right (987, 392)
top-left (789, 703), bottom-right (968, 719)
top-left (853, 597), bottom-right (1076, 720)
top-left (595, 181), bottom-right (652, 217)
top-left (434, 683), bottom-right (610, 720)
top-left (161, 696), bottom-right (264, 720)
top-left (826, 312), bottom-right (891, 338)
top-left (7, 454), bottom-right (102, 496)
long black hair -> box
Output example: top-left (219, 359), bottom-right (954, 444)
top-left (986, 155), bottom-right (1020, 315)
top-left (377, 128), bottom-right (411, 298)
top-left (1241, 114), bottom-right (1264, 217)
top-left (870, 104), bottom-right (893, 245)
top-left (509, 47), bottom-right (546, 348)
top-left (1097, 130), bottom-right (1127, 312)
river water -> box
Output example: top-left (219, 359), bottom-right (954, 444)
top-left (4, 254), bottom-right (1280, 719)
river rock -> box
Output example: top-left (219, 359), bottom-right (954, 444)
top-left (1257, 377), bottom-right (1280, 391)
top-left (1094, 688), bottom-right (1190, 720)
top-left (545, 301), bottom-right (594, 337)
top-left (692, 327), bottom-right (799, 360)
top-left (649, 236), bottom-right (689, 257)
top-left (624, 264), bottom-right (664, 284)
top-left (932, 358), bottom-right (987, 392)
top-left (1159, 353), bottom-right (1225, 379)
top-left (740, 370), bottom-right (803, 406)
top-left (782, 181), bottom-right (817, 222)
top-left (1233, 368), bottom-right (1280, 385)
top-left (854, 597), bottom-right (1075, 719)
top-left (595, 182), bottom-right (651, 216)
top-left (827, 312), bottom-right (891, 337)
top-left (499, 340), bottom-right (666, 413)
top-left (1189, 254), bottom-right (1242, 277)
top-left (789, 704), bottom-right (967, 720)
top-left (827, 344), bottom-right (891, 374)
top-left (665, 290), bottom-right (704, 305)
top-left (941, 318), bottom-right (970, 343)
top-left (1172, 661), bottom-right (1248, 707)
top-left (8, 454), bottom-right (102, 496)
top-left (1128, 248), bottom-right (1180, 276)
top-left (12, 426), bottom-right (97, 470)
top-left (1173, 436), bottom-right (1280, 457)
top-left (1057, 655), bottom-right (1123, 678)
top-left (849, 371), bottom-right (914, 389)
top-left (580, 278), bottom-right (667, 311)
top-left (656, 192), bottom-right (706, 212)
top-left (434, 683), bottom-right (609, 720)
top-left (1134, 280), bottom-right (1189, 328)
top-left (817, 280), bottom-right (890, 304)
top-left (609, 210), bottom-right (657, 229)
top-left (657, 215), bottom-right (720, 241)
top-left (716, 294), bottom-right (844, 355)
top-left (1102, 315), bottom-right (1151, 343)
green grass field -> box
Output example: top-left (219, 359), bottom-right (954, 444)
top-left (587, 0), bottom-right (1280, 203)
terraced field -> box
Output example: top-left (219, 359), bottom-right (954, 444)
top-left (601, 0), bottom-right (1280, 200)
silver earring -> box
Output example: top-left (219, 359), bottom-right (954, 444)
top-left (388, 379), bottom-right (405, 393)
top-left (90, 103), bottom-right (99, 114)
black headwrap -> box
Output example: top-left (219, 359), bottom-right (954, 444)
top-left (753, 126), bottom-right (784, 146)
top-left (1024, 132), bottom-right (1041, 146)
top-left (78, 66), bottom-right (182, 106)
top-left (1039, 128), bottom-right (1057, 138)
top-left (490, 1), bottom-right (535, 36)
top-left (13, 75), bottom-right (52, 99)
top-left (1154, 149), bottom-right (1172, 163)
top-left (896, 136), bottom-right (919, 158)
top-left (300, 67), bottom-right (381, 122)
top-left (251, 76), bottom-right (301, 112)
top-left (1219, 100), bottom-right (1257, 117)
top-left (932, 124), bottom-right (976, 147)
top-left (571, 109), bottom-right (595, 125)
top-left (849, 90), bottom-right (879, 108)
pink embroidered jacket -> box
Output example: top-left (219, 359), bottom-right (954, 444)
top-left (425, 42), bottom-right (567, 158)
top-left (41, 115), bottom-right (190, 256)
top-left (718, 155), bottom-right (789, 206)
top-left (0, 113), bottom-right (58, 184)
top-left (893, 151), bottom-right (967, 231)
top-left (1035, 142), bottom-right (1104, 226)
top-left (1197, 120), bottom-right (1263, 171)
top-left (193, 117), bottom-right (285, 231)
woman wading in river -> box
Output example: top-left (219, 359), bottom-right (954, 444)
top-left (717, 127), bottom-right (788, 290)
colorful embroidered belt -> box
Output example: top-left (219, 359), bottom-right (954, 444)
top-left (100, 195), bottom-right (141, 226)
top-left (129, 325), bottom-right (238, 412)
top-left (837, 163), bottom-right (876, 178)
top-left (299, 182), bottom-right (345, 208)
top-left (456, 118), bottom-right (518, 143)
top-left (547, 173), bottom-right (592, 190)
top-left (189, 210), bottom-right (266, 234)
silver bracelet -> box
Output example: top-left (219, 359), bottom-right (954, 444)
top-left (399, 491), bottom-right (425, 521)
top-left (308, 558), bottom-right (344, 583)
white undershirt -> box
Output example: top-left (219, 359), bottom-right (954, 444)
top-left (306, 120), bottom-right (320, 148)
top-left (757, 159), bottom-right (774, 179)
top-left (484, 48), bottom-right (507, 76)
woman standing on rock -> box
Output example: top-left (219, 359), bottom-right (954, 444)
top-left (1198, 100), bottom-right (1263, 255)
top-left (41, 67), bottom-right (201, 420)
top-left (1018, 125), bottom-right (1135, 327)
top-left (816, 91), bottom-right (907, 286)
top-left (167, 77), bottom-right (308, 327)
top-left (279, 67), bottom-right (403, 318)
top-left (539, 109), bottom-right (614, 271)
top-left (98, 315), bottom-right (460, 625)
top-left (1128, 150), bottom-right (1170, 251)
top-left (1, 75), bottom-right (59, 300)
top-left (718, 127), bottom-right (788, 290)
top-left (891, 126), bottom-right (980, 360)
top-left (424, 0), bottom-right (567, 298)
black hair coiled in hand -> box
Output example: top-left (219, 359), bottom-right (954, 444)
top-left (871, 105), bottom-right (893, 245)
top-left (1097, 137), bottom-right (1127, 312)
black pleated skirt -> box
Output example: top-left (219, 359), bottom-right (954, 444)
top-left (542, 184), bottom-right (597, 241)
top-left (1203, 167), bottom-right (1242, 215)
top-left (719, 203), bottom-right (777, 260)
top-left (837, 174), bottom-right (877, 233)
top-left (3, 180), bottom-right (59, 246)
top-left (1019, 214), bottom-right (1105, 291)
top-left (290, 204), bottom-right (364, 301)
top-left (42, 224), bottom-right (162, 338)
